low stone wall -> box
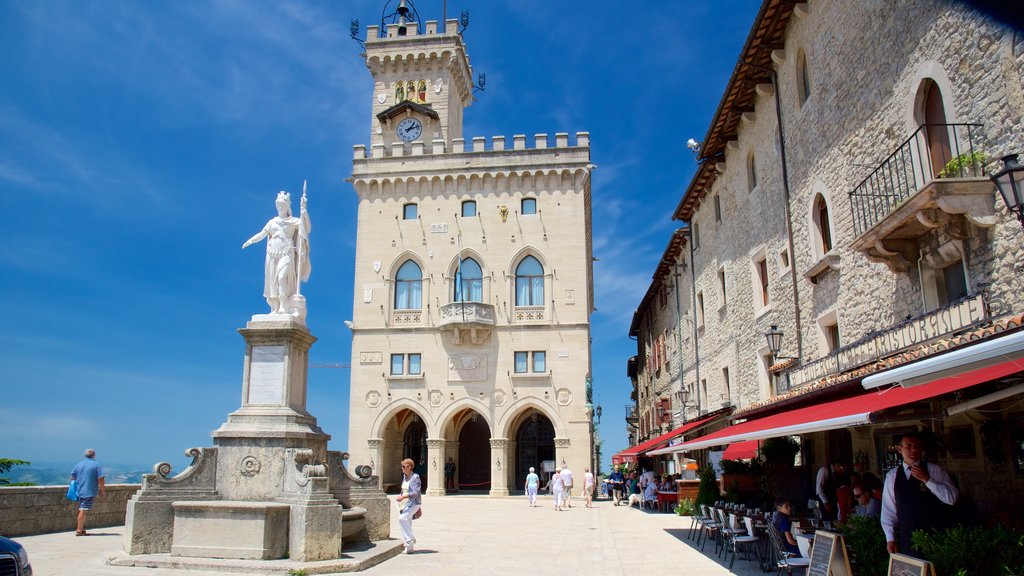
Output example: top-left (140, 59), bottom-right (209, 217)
top-left (0, 484), bottom-right (140, 537)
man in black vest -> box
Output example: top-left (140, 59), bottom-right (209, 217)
top-left (815, 461), bottom-right (845, 523)
top-left (880, 432), bottom-right (958, 558)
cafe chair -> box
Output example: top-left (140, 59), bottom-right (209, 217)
top-left (717, 508), bottom-right (746, 561)
top-left (698, 504), bottom-right (722, 553)
top-left (766, 522), bottom-right (811, 576)
top-left (727, 515), bottom-right (762, 570)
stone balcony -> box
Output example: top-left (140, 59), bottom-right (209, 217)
top-left (848, 123), bottom-right (998, 271)
top-left (438, 301), bottom-right (495, 345)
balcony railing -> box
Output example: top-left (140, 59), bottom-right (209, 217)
top-left (438, 301), bottom-right (496, 327)
top-left (849, 123), bottom-right (984, 237)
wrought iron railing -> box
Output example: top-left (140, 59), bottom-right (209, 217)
top-left (848, 123), bottom-right (984, 237)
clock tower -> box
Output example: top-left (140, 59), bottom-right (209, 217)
top-left (363, 18), bottom-right (474, 150)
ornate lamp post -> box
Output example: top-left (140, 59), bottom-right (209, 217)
top-left (991, 153), bottom-right (1024, 228)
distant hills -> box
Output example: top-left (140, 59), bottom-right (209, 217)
top-left (4, 463), bottom-right (150, 486)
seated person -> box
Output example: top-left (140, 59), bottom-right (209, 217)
top-left (853, 485), bottom-right (881, 518)
top-left (659, 475), bottom-right (675, 492)
top-left (773, 496), bottom-right (803, 557)
top-left (643, 477), bottom-right (658, 507)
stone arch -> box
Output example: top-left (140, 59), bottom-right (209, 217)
top-left (388, 250), bottom-right (426, 279)
top-left (906, 60), bottom-right (958, 131)
top-left (807, 180), bottom-right (837, 260)
top-left (496, 398), bottom-right (562, 438)
top-left (369, 398), bottom-right (435, 443)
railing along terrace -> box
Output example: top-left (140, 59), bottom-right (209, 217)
top-left (848, 123), bottom-right (984, 236)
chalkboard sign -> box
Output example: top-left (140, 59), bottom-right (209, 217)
top-left (807, 530), bottom-right (852, 576)
top-left (888, 553), bottom-right (936, 576)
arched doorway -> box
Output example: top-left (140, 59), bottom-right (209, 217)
top-left (919, 79), bottom-right (951, 177)
top-left (457, 413), bottom-right (491, 492)
top-left (404, 418), bottom-right (428, 490)
top-left (514, 410), bottom-right (555, 492)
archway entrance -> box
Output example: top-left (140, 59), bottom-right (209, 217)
top-left (404, 418), bottom-right (428, 490)
top-left (514, 410), bottom-right (555, 491)
top-left (457, 414), bottom-right (491, 492)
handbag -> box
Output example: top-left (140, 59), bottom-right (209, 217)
top-left (66, 480), bottom-right (78, 501)
top-left (413, 507), bottom-right (422, 520)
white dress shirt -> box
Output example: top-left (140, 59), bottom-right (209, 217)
top-left (880, 461), bottom-right (958, 542)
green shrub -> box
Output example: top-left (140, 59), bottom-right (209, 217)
top-left (695, 465), bottom-right (720, 507)
top-left (938, 151), bottom-right (988, 178)
top-left (840, 515), bottom-right (888, 576)
top-left (675, 498), bottom-right (695, 516)
top-left (912, 525), bottom-right (1024, 576)
top-left (760, 437), bottom-right (800, 466)
top-left (718, 458), bottom-right (763, 475)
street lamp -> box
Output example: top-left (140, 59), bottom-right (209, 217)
top-left (991, 153), bottom-right (1024, 228)
top-left (595, 404), bottom-right (602, 425)
top-left (765, 325), bottom-right (798, 360)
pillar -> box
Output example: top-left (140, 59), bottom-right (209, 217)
top-left (425, 439), bottom-right (445, 497)
top-left (489, 438), bottom-right (510, 496)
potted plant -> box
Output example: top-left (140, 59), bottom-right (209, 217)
top-left (760, 436), bottom-right (800, 467)
top-left (938, 151), bottom-right (988, 178)
top-left (718, 458), bottom-right (762, 493)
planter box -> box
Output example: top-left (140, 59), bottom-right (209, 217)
top-left (719, 474), bottom-right (759, 493)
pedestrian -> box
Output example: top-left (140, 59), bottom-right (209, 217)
top-left (560, 464), bottom-right (574, 508)
top-left (525, 466), bottom-right (540, 507)
top-left (444, 457), bottom-right (456, 492)
top-left (70, 448), bottom-right (106, 536)
top-left (396, 458), bottom-right (422, 554)
top-left (547, 468), bottom-right (565, 511)
top-left (582, 467), bottom-right (595, 508)
top-left (607, 465), bottom-right (625, 506)
top-left (881, 432), bottom-right (958, 558)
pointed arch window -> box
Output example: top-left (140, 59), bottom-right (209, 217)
top-left (394, 260), bottom-right (422, 310)
top-left (454, 257), bottom-right (483, 302)
top-left (814, 194), bottom-right (833, 254)
top-left (515, 256), bottom-right (544, 306)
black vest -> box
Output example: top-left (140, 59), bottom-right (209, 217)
top-left (893, 462), bottom-right (945, 556)
top-left (817, 465), bottom-right (838, 520)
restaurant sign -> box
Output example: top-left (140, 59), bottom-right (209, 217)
top-left (788, 294), bottom-right (986, 389)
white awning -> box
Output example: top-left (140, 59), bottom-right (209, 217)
top-left (861, 330), bottom-right (1024, 389)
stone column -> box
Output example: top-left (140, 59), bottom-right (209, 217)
top-left (489, 438), bottom-right (509, 496)
top-left (554, 437), bottom-right (571, 470)
top-left (367, 438), bottom-right (385, 489)
top-left (425, 439), bottom-right (445, 497)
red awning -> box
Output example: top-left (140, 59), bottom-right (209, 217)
top-left (722, 440), bottom-right (759, 460)
top-left (654, 357), bottom-right (1023, 454)
top-left (616, 414), bottom-right (718, 460)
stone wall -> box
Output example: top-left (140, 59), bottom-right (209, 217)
top-left (0, 484), bottom-right (139, 537)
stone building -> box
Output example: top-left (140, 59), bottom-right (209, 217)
top-left (346, 16), bottom-right (595, 497)
top-left (624, 0), bottom-right (1024, 517)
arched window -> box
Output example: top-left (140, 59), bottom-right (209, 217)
top-left (454, 257), bottom-right (483, 302)
top-left (521, 198), bottom-right (537, 215)
top-left (747, 152), bottom-right (758, 192)
top-left (461, 200), bottom-right (477, 217)
top-left (403, 203), bottom-right (418, 220)
top-left (814, 194), bottom-right (833, 255)
top-left (797, 49), bottom-right (811, 107)
top-left (394, 260), bottom-right (422, 309)
top-left (514, 256), bottom-right (544, 306)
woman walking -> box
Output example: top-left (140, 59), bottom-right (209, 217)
top-left (396, 458), bottom-right (421, 553)
top-left (525, 466), bottom-right (540, 507)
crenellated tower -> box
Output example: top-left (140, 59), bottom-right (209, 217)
top-left (363, 19), bottom-right (473, 150)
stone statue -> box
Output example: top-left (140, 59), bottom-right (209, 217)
top-left (243, 189), bottom-right (311, 318)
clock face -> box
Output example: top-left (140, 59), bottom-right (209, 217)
top-left (396, 118), bottom-right (422, 142)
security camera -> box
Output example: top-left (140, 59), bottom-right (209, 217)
top-left (686, 138), bottom-right (700, 152)
top-left (343, 320), bottom-right (355, 330)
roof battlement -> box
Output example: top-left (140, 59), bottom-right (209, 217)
top-left (353, 132), bottom-right (590, 161)
top-left (365, 19), bottom-right (460, 42)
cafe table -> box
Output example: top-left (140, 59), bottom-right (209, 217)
top-left (657, 491), bottom-right (678, 512)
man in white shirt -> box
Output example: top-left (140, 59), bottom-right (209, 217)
top-left (881, 432), bottom-right (958, 558)
top-left (560, 465), bottom-right (574, 508)
top-left (815, 461), bottom-right (845, 523)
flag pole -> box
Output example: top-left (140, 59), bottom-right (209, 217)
top-left (296, 179), bottom-right (307, 298)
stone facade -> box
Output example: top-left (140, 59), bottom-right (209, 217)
top-left (630, 0), bottom-right (1024, 513)
top-left (348, 21), bottom-right (595, 496)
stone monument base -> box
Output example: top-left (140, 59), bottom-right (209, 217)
top-left (171, 501), bottom-right (289, 560)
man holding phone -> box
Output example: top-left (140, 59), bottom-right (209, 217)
top-left (880, 432), bottom-right (958, 558)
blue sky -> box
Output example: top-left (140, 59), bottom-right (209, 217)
top-left (0, 0), bottom-right (760, 473)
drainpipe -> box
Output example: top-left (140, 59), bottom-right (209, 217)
top-left (686, 227), bottom-right (702, 414)
top-left (672, 257), bottom-right (688, 423)
top-left (742, 56), bottom-right (804, 363)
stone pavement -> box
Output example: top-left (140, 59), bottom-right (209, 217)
top-left (15, 495), bottom-right (769, 575)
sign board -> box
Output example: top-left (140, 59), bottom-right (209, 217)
top-left (887, 553), bottom-right (936, 576)
top-left (807, 530), bottom-right (852, 576)
top-left (789, 294), bottom-right (985, 388)
top-left (248, 345), bottom-right (286, 404)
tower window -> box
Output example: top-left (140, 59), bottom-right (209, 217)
top-left (461, 200), bottom-right (477, 217)
top-left (514, 256), bottom-right (544, 306)
top-left (521, 198), bottom-right (537, 215)
top-left (394, 260), bottom-right (423, 310)
top-left (403, 203), bottom-right (418, 220)
top-left (454, 257), bottom-right (483, 302)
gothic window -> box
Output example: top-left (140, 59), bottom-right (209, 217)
top-left (521, 198), bottom-right (537, 215)
top-left (920, 79), bottom-right (951, 177)
top-left (454, 257), bottom-right (483, 302)
top-left (514, 256), bottom-right (544, 306)
top-left (461, 200), bottom-right (477, 217)
top-left (813, 194), bottom-right (833, 255)
top-left (394, 260), bottom-right (422, 310)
